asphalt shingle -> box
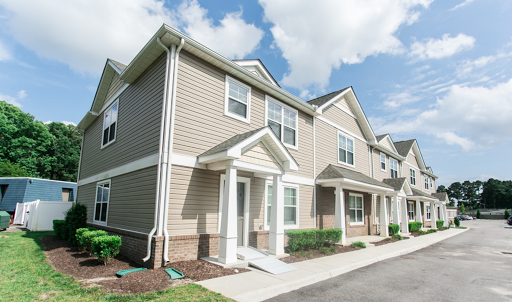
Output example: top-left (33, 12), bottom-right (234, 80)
top-left (317, 164), bottom-right (394, 189)
top-left (307, 87), bottom-right (350, 107)
top-left (382, 178), bottom-right (407, 191)
top-left (199, 127), bottom-right (267, 157)
top-left (393, 139), bottom-right (416, 157)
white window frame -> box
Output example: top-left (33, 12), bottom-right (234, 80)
top-left (224, 75), bottom-right (251, 124)
top-left (348, 193), bottom-right (364, 225)
top-left (264, 181), bottom-right (299, 230)
top-left (425, 203), bottom-right (431, 220)
top-left (93, 179), bottom-right (111, 225)
top-left (408, 201), bottom-right (415, 222)
top-left (265, 96), bottom-right (299, 150)
top-left (101, 99), bottom-right (119, 149)
top-left (337, 131), bottom-right (355, 167)
top-left (424, 175), bottom-right (429, 190)
top-left (410, 168), bottom-right (416, 186)
top-left (380, 152), bottom-right (386, 171)
top-left (430, 177), bottom-right (433, 188)
top-left (390, 158), bottom-right (398, 178)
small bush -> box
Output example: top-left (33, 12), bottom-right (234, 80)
top-left (427, 229), bottom-right (437, 234)
top-left (454, 217), bottom-right (460, 227)
top-left (409, 222), bottom-right (423, 232)
top-left (392, 234), bottom-right (403, 240)
top-left (436, 220), bottom-right (444, 229)
top-left (91, 235), bottom-right (122, 265)
top-left (53, 220), bottom-right (66, 239)
top-left (388, 224), bottom-right (400, 236)
top-left (476, 209), bottom-right (481, 219)
top-left (330, 245), bottom-right (336, 253)
top-left (286, 229), bottom-right (342, 252)
top-left (81, 230), bottom-right (108, 255)
top-left (64, 203), bottom-right (88, 245)
top-left (505, 209), bottom-right (510, 219)
top-left (320, 247), bottom-right (330, 255)
top-left (75, 227), bottom-right (96, 251)
top-left (418, 230), bottom-right (427, 235)
top-left (351, 241), bottom-right (366, 248)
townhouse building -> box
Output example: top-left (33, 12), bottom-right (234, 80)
top-left (75, 24), bottom-right (448, 268)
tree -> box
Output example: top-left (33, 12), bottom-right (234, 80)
top-left (447, 182), bottom-right (464, 206)
top-left (437, 185), bottom-right (447, 193)
top-left (459, 202), bottom-right (465, 214)
top-left (46, 122), bottom-right (82, 182)
top-left (476, 209), bottom-right (481, 219)
top-left (0, 160), bottom-right (31, 177)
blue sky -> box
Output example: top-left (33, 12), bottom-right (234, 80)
top-left (0, 0), bottom-right (511, 186)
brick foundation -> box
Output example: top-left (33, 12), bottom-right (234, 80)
top-left (249, 230), bottom-right (269, 249)
top-left (167, 233), bottom-right (220, 262)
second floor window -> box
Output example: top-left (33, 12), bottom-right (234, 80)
top-left (380, 152), bottom-right (386, 171)
top-left (410, 169), bottom-right (416, 185)
top-left (266, 97), bottom-right (298, 148)
top-left (390, 158), bottom-right (398, 178)
top-left (424, 176), bottom-right (429, 190)
top-left (225, 77), bottom-right (251, 123)
top-left (338, 133), bottom-right (354, 166)
top-left (102, 100), bottom-right (118, 147)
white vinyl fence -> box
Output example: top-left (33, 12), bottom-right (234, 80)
top-left (13, 200), bottom-right (72, 231)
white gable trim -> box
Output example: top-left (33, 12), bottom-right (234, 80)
top-left (233, 60), bottom-right (278, 87)
top-left (333, 103), bottom-right (357, 119)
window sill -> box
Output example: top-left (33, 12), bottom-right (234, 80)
top-left (101, 138), bottom-right (116, 150)
top-left (92, 220), bottom-right (107, 226)
top-left (337, 161), bottom-right (355, 168)
top-left (283, 142), bottom-right (298, 151)
top-left (224, 112), bottom-right (250, 124)
top-left (349, 222), bottom-right (364, 226)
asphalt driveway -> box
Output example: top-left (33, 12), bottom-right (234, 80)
top-left (267, 219), bottom-right (512, 302)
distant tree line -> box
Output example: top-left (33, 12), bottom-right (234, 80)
top-left (438, 179), bottom-right (512, 210)
top-left (0, 101), bottom-right (82, 182)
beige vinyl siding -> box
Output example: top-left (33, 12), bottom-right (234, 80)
top-left (315, 118), bottom-right (370, 176)
top-left (167, 165), bottom-right (221, 235)
top-left (406, 153), bottom-right (420, 169)
top-left (380, 137), bottom-right (395, 151)
top-left (321, 103), bottom-right (366, 140)
top-left (336, 97), bottom-right (353, 113)
top-left (240, 142), bottom-right (280, 169)
top-left (249, 177), bottom-right (265, 231)
top-left (299, 184), bottom-right (315, 228)
top-left (372, 148), bottom-right (389, 181)
top-left (173, 50), bottom-right (314, 178)
top-left (104, 73), bottom-right (124, 106)
top-left (77, 166), bottom-right (157, 233)
top-left (79, 53), bottom-right (165, 179)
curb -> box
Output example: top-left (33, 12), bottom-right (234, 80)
top-left (230, 228), bottom-right (469, 302)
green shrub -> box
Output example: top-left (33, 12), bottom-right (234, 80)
top-left (505, 209), bottom-right (510, 219)
top-left (351, 241), bottom-right (366, 248)
top-left (53, 220), bottom-right (66, 239)
top-left (418, 230), bottom-right (427, 235)
top-left (392, 234), bottom-right (403, 240)
top-left (63, 203), bottom-right (88, 245)
top-left (81, 230), bottom-right (108, 255)
top-left (388, 224), bottom-right (400, 236)
top-left (75, 227), bottom-right (96, 251)
top-left (286, 229), bottom-right (342, 252)
top-left (436, 220), bottom-right (444, 229)
top-left (454, 217), bottom-right (460, 227)
top-left (476, 209), bottom-right (481, 219)
top-left (408, 222), bottom-right (423, 232)
top-left (330, 245), bottom-right (336, 253)
top-left (320, 247), bottom-right (330, 255)
top-left (91, 235), bottom-right (122, 265)
top-left (427, 229), bottom-right (437, 234)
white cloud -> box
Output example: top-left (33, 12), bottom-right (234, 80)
top-left (0, 40), bottom-right (11, 61)
top-left (0, 90), bottom-right (27, 107)
top-left (176, 0), bottom-right (264, 59)
top-left (449, 0), bottom-right (474, 11)
top-left (259, 0), bottom-right (433, 92)
top-left (409, 33), bottom-right (475, 61)
top-left (456, 51), bottom-right (512, 78)
top-left (377, 79), bottom-right (512, 150)
top-left (44, 120), bottom-right (77, 126)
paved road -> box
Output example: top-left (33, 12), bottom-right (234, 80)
top-left (267, 219), bottom-right (512, 302)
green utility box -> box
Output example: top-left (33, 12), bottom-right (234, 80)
top-left (0, 210), bottom-right (10, 230)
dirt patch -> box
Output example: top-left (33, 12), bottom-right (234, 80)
top-left (282, 245), bottom-right (363, 264)
top-left (40, 235), bottom-right (249, 294)
top-left (409, 231), bottom-right (424, 237)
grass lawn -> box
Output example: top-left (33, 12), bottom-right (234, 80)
top-left (0, 231), bottom-right (231, 301)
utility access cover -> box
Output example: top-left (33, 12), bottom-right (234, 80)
top-left (249, 258), bottom-right (297, 275)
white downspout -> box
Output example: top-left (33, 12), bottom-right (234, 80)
top-left (162, 38), bottom-right (185, 263)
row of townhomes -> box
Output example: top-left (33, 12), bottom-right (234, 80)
top-left (76, 24), bottom-right (450, 268)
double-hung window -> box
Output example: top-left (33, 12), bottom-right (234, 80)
top-left (390, 158), bottom-right (398, 178)
top-left (338, 133), bottom-right (354, 166)
top-left (266, 97), bottom-right (298, 148)
top-left (266, 184), bottom-right (298, 228)
top-left (430, 177), bottom-right (433, 188)
top-left (94, 180), bottom-right (111, 224)
top-left (426, 204), bottom-right (431, 220)
top-left (408, 202), bottom-right (415, 221)
top-left (225, 76), bottom-right (251, 123)
top-left (410, 169), bottom-right (416, 185)
top-left (424, 176), bottom-right (429, 190)
top-left (349, 194), bottom-right (364, 224)
top-left (380, 152), bottom-right (386, 171)
top-left (102, 100), bottom-right (118, 147)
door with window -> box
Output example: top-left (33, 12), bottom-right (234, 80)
top-left (236, 182), bottom-right (245, 246)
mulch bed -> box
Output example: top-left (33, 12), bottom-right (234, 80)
top-left (282, 245), bottom-right (363, 264)
top-left (373, 236), bottom-right (410, 246)
top-left (40, 235), bottom-right (249, 294)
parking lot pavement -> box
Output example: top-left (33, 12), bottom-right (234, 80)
top-left (267, 219), bottom-right (512, 302)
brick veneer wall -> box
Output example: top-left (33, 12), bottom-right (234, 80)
top-left (167, 233), bottom-right (219, 262)
top-left (316, 185), bottom-right (335, 229)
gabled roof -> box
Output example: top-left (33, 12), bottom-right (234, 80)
top-left (394, 139), bottom-right (415, 157)
top-left (410, 188), bottom-right (437, 199)
top-left (375, 133), bottom-right (401, 159)
top-left (382, 178), bottom-right (407, 191)
top-left (307, 87), bottom-right (350, 107)
top-left (317, 164), bottom-right (393, 189)
top-left (232, 59), bottom-right (280, 87)
top-left (394, 139), bottom-right (438, 179)
top-left (375, 134), bottom-right (388, 142)
top-left (432, 192), bottom-right (448, 202)
top-left (109, 59), bottom-right (127, 72)
top-left (199, 127), bottom-right (266, 157)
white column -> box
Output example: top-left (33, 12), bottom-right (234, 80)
top-left (269, 174), bottom-right (284, 255)
top-left (416, 199), bottom-right (422, 224)
top-left (401, 197), bottom-right (409, 233)
top-left (334, 185), bottom-right (346, 245)
top-left (392, 195), bottom-right (399, 227)
top-left (219, 165), bottom-right (238, 264)
top-left (443, 205), bottom-right (449, 227)
top-left (380, 194), bottom-right (389, 237)
top-left (431, 203), bottom-right (438, 229)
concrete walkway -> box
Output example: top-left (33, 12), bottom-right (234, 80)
top-left (197, 228), bottom-right (468, 302)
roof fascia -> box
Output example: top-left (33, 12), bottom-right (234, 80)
top-left (233, 60), bottom-right (279, 87)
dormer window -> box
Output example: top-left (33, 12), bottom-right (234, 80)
top-left (224, 76), bottom-right (251, 123)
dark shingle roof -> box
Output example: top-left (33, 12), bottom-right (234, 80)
top-left (307, 87), bottom-right (351, 107)
top-left (410, 188), bottom-right (437, 199)
top-left (393, 139), bottom-right (416, 157)
top-left (432, 192), bottom-right (448, 201)
top-left (375, 134), bottom-right (388, 142)
top-left (199, 127), bottom-right (267, 157)
top-left (382, 178), bottom-right (406, 191)
top-left (109, 59), bottom-right (127, 72)
top-left (317, 165), bottom-right (393, 189)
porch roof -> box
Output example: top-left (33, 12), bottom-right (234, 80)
top-left (431, 192), bottom-right (449, 202)
top-left (409, 188), bottom-right (439, 202)
top-left (382, 177), bottom-right (407, 191)
top-left (317, 165), bottom-right (394, 192)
